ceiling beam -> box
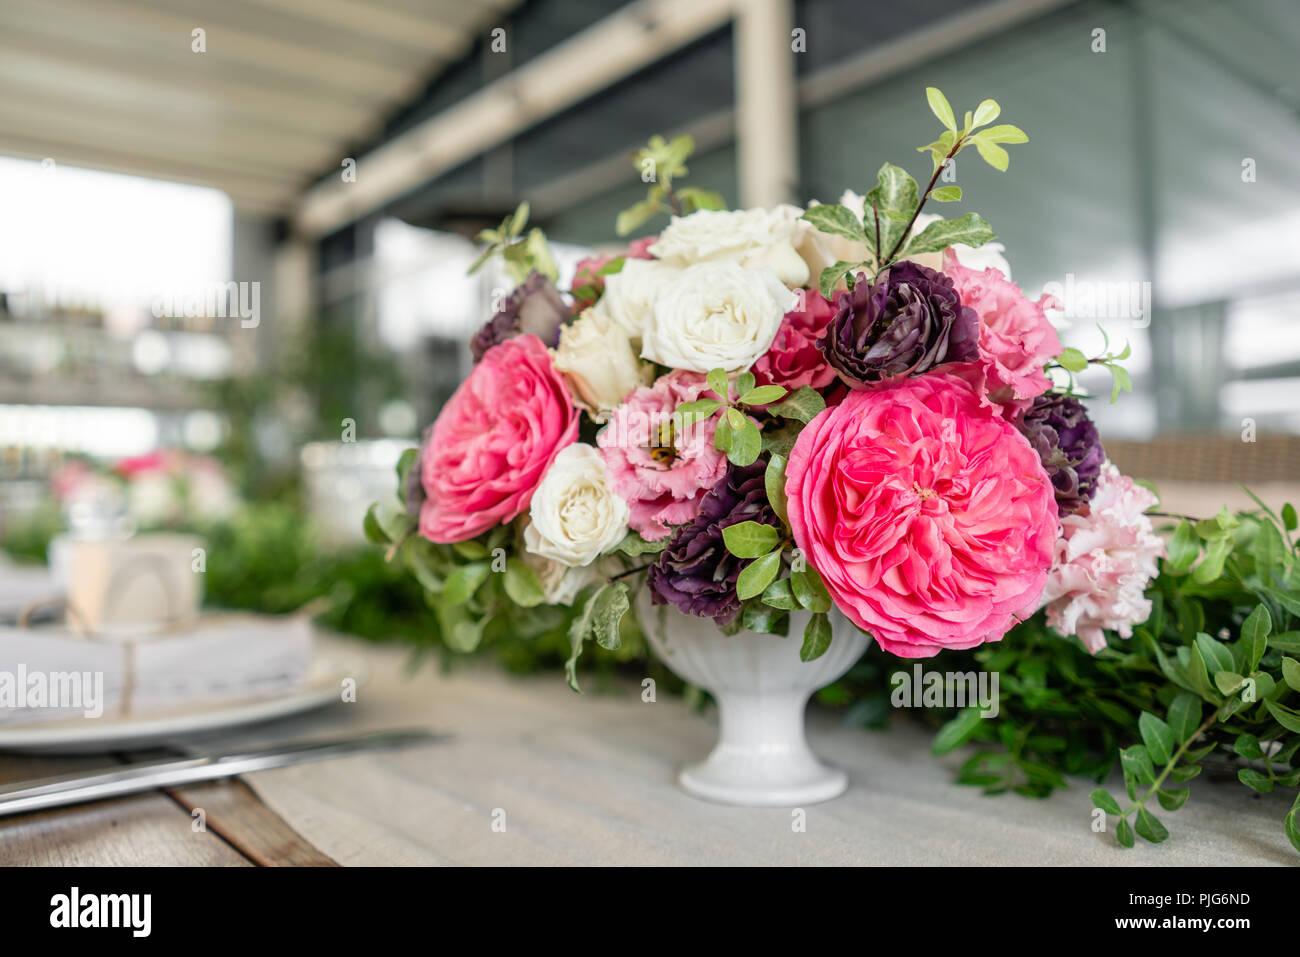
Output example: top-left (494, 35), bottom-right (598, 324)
top-left (238, 0), bottom-right (476, 56)
top-left (293, 0), bottom-right (737, 237)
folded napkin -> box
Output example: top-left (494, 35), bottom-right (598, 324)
top-left (0, 613), bottom-right (315, 726)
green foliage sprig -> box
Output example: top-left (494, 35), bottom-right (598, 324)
top-left (615, 134), bottom-right (726, 236)
top-left (674, 368), bottom-right (825, 468)
top-left (1052, 326), bottom-right (1134, 402)
top-left (467, 201), bottom-right (559, 285)
top-left (801, 87), bottom-right (1027, 298)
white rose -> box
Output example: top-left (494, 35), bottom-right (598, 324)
top-left (640, 262), bottom-right (791, 373)
top-left (553, 310), bottom-right (653, 418)
top-left (593, 259), bottom-right (680, 341)
top-left (524, 443), bottom-right (629, 567)
top-left (649, 207), bottom-right (809, 288)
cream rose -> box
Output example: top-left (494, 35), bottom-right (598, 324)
top-left (552, 310), bottom-right (653, 418)
top-left (649, 207), bottom-right (809, 288)
top-left (593, 258), bottom-right (680, 341)
top-left (640, 262), bottom-right (790, 373)
top-left (523, 443), bottom-right (630, 567)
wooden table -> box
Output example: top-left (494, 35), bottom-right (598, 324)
top-left (2, 633), bottom-right (1296, 866)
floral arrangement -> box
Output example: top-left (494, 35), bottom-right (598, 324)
top-left (364, 89), bottom-right (1300, 853)
top-left (366, 87), bottom-right (1159, 677)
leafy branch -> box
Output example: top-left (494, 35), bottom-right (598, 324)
top-left (616, 134), bottom-right (725, 236)
top-left (801, 87), bottom-right (1027, 298)
top-left (1050, 326), bottom-right (1133, 402)
top-left (673, 368), bottom-right (824, 468)
top-left (467, 201), bottom-right (558, 285)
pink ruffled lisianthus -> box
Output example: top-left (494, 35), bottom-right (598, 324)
top-left (1039, 463), bottom-right (1165, 653)
top-left (597, 370), bottom-right (728, 541)
top-left (420, 334), bottom-right (579, 543)
top-left (943, 249), bottom-right (1062, 417)
top-left (752, 290), bottom-right (837, 392)
top-left (785, 373), bottom-right (1058, 657)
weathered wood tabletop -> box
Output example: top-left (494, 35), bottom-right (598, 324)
top-left (2, 481), bottom-right (1297, 866)
top-left (2, 631), bottom-right (1296, 867)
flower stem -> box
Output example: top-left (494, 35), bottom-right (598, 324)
top-left (884, 138), bottom-right (965, 264)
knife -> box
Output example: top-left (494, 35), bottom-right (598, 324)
top-left (0, 728), bottom-right (445, 818)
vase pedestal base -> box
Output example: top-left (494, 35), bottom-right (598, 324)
top-left (678, 752), bottom-right (848, 807)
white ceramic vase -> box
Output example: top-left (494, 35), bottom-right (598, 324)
top-left (638, 592), bottom-right (871, 807)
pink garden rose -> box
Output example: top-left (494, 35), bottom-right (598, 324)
top-left (752, 290), bottom-right (837, 392)
top-left (944, 249), bottom-right (1061, 417)
top-left (1039, 463), bottom-right (1164, 653)
top-left (597, 370), bottom-right (728, 541)
top-left (785, 373), bottom-right (1058, 658)
top-left (420, 334), bottom-right (579, 543)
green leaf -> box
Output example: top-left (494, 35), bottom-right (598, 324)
top-left (1056, 347), bottom-right (1089, 373)
top-left (1213, 671), bottom-right (1245, 695)
top-left (741, 602), bottom-right (788, 635)
top-left (677, 186), bottom-right (725, 213)
top-left (766, 385), bottom-right (826, 424)
top-left (1090, 788), bottom-right (1122, 814)
top-left (738, 385), bottom-right (787, 407)
top-left (971, 98), bottom-right (1001, 128)
top-left (1120, 745), bottom-right (1156, 785)
top-left (1157, 787), bottom-right (1190, 811)
top-left (676, 398), bottom-right (724, 420)
top-left (761, 577), bottom-right (801, 610)
top-left (799, 612), bottom-right (834, 662)
top-left (451, 540), bottom-right (489, 560)
top-left (866, 163), bottom-right (919, 256)
top-left (1191, 536), bottom-right (1230, 583)
top-left (363, 503), bottom-right (390, 544)
top-left (926, 86), bottom-right (958, 132)
top-left (1116, 816), bottom-right (1135, 848)
top-left (903, 212), bottom-right (995, 256)
top-left (1283, 502), bottom-right (1298, 531)
top-left (503, 559), bottom-right (546, 607)
top-left (928, 185), bottom-right (962, 202)
top-left (616, 198), bottom-right (662, 237)
top-left (1166, 692), bottom-right (1201, 743)
top-left (818, 261), bottom-right (862, 299)
top-left (443, 562), bottom-right (490, 605)
top-left (395, 446), bottom-right (419, 490)
top-left (707, 368), bottom-right (730, 401)
top-left (1109, 365), bottom-right (1132, 403)
top-left (1271, 631), bottom-right (1300, 654)
top-left (1195, 632), bottom-right (1235, 675)
top-left (1233, 733), bottom-right (1264, 760)
top-left (791, 566), bottom-right (833, 613)
top-left (1286, 809), bottom-right (1300, 854)
top-left (592, 581), bottom-right (630, 651)
top-left (1238, 768), bottom-right (1273, 794)
top-left (722, 520), bottom-right (780, 558)
top-left (737, 551), bottom-right (782, 601)
top-left (1135, 808), bottom-right (1169, 843)
top-left (977, 123), bottom-right (1028, 144)
top-left (713, 412), bottom-right (733, 455)
top-left (1138, 711), bottom-right (1175, 765)
top-left (1241, 603), bottom-right (1272, 672)
top-left (1166, 520), bottom-right (1199, 574)
top-left (932, 706), bottom-right (983, 756)
top-left (800, 204), bottom-right (866, 243)
top-left (726, 417), bottom-right (762, 466)
top-left (1283, 657), bottom-right (1300, 692)
top-left (1265, 699), bottom-right (1300, 733)
top-left (614, 530), bottom-right (668, 556)
top-left (765, 454), bottom-right (789, 527)
top-left (971, 136), bottom-right (1009, 171)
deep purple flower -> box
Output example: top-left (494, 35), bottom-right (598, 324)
top-left (470, 270), bottom-right (568, 362)
top-left (646, 462), bottom-right (779, 626)
top-left (1018, 393), bottom-right (1104, 517)
top-left (820, 261), bottom-right (979, 386)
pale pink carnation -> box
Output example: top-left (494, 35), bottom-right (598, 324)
top-left (786, 373), bottom-right (1058, 658)
top-left (597, 370), bottom-right (728, 541)
top-left (1039, 463), bottom-right (1165, 653)
top-left (944, 249), bottom-right (1061, 417)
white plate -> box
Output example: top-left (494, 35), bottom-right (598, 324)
top-left (0, 654), bottom-right (369, 753)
